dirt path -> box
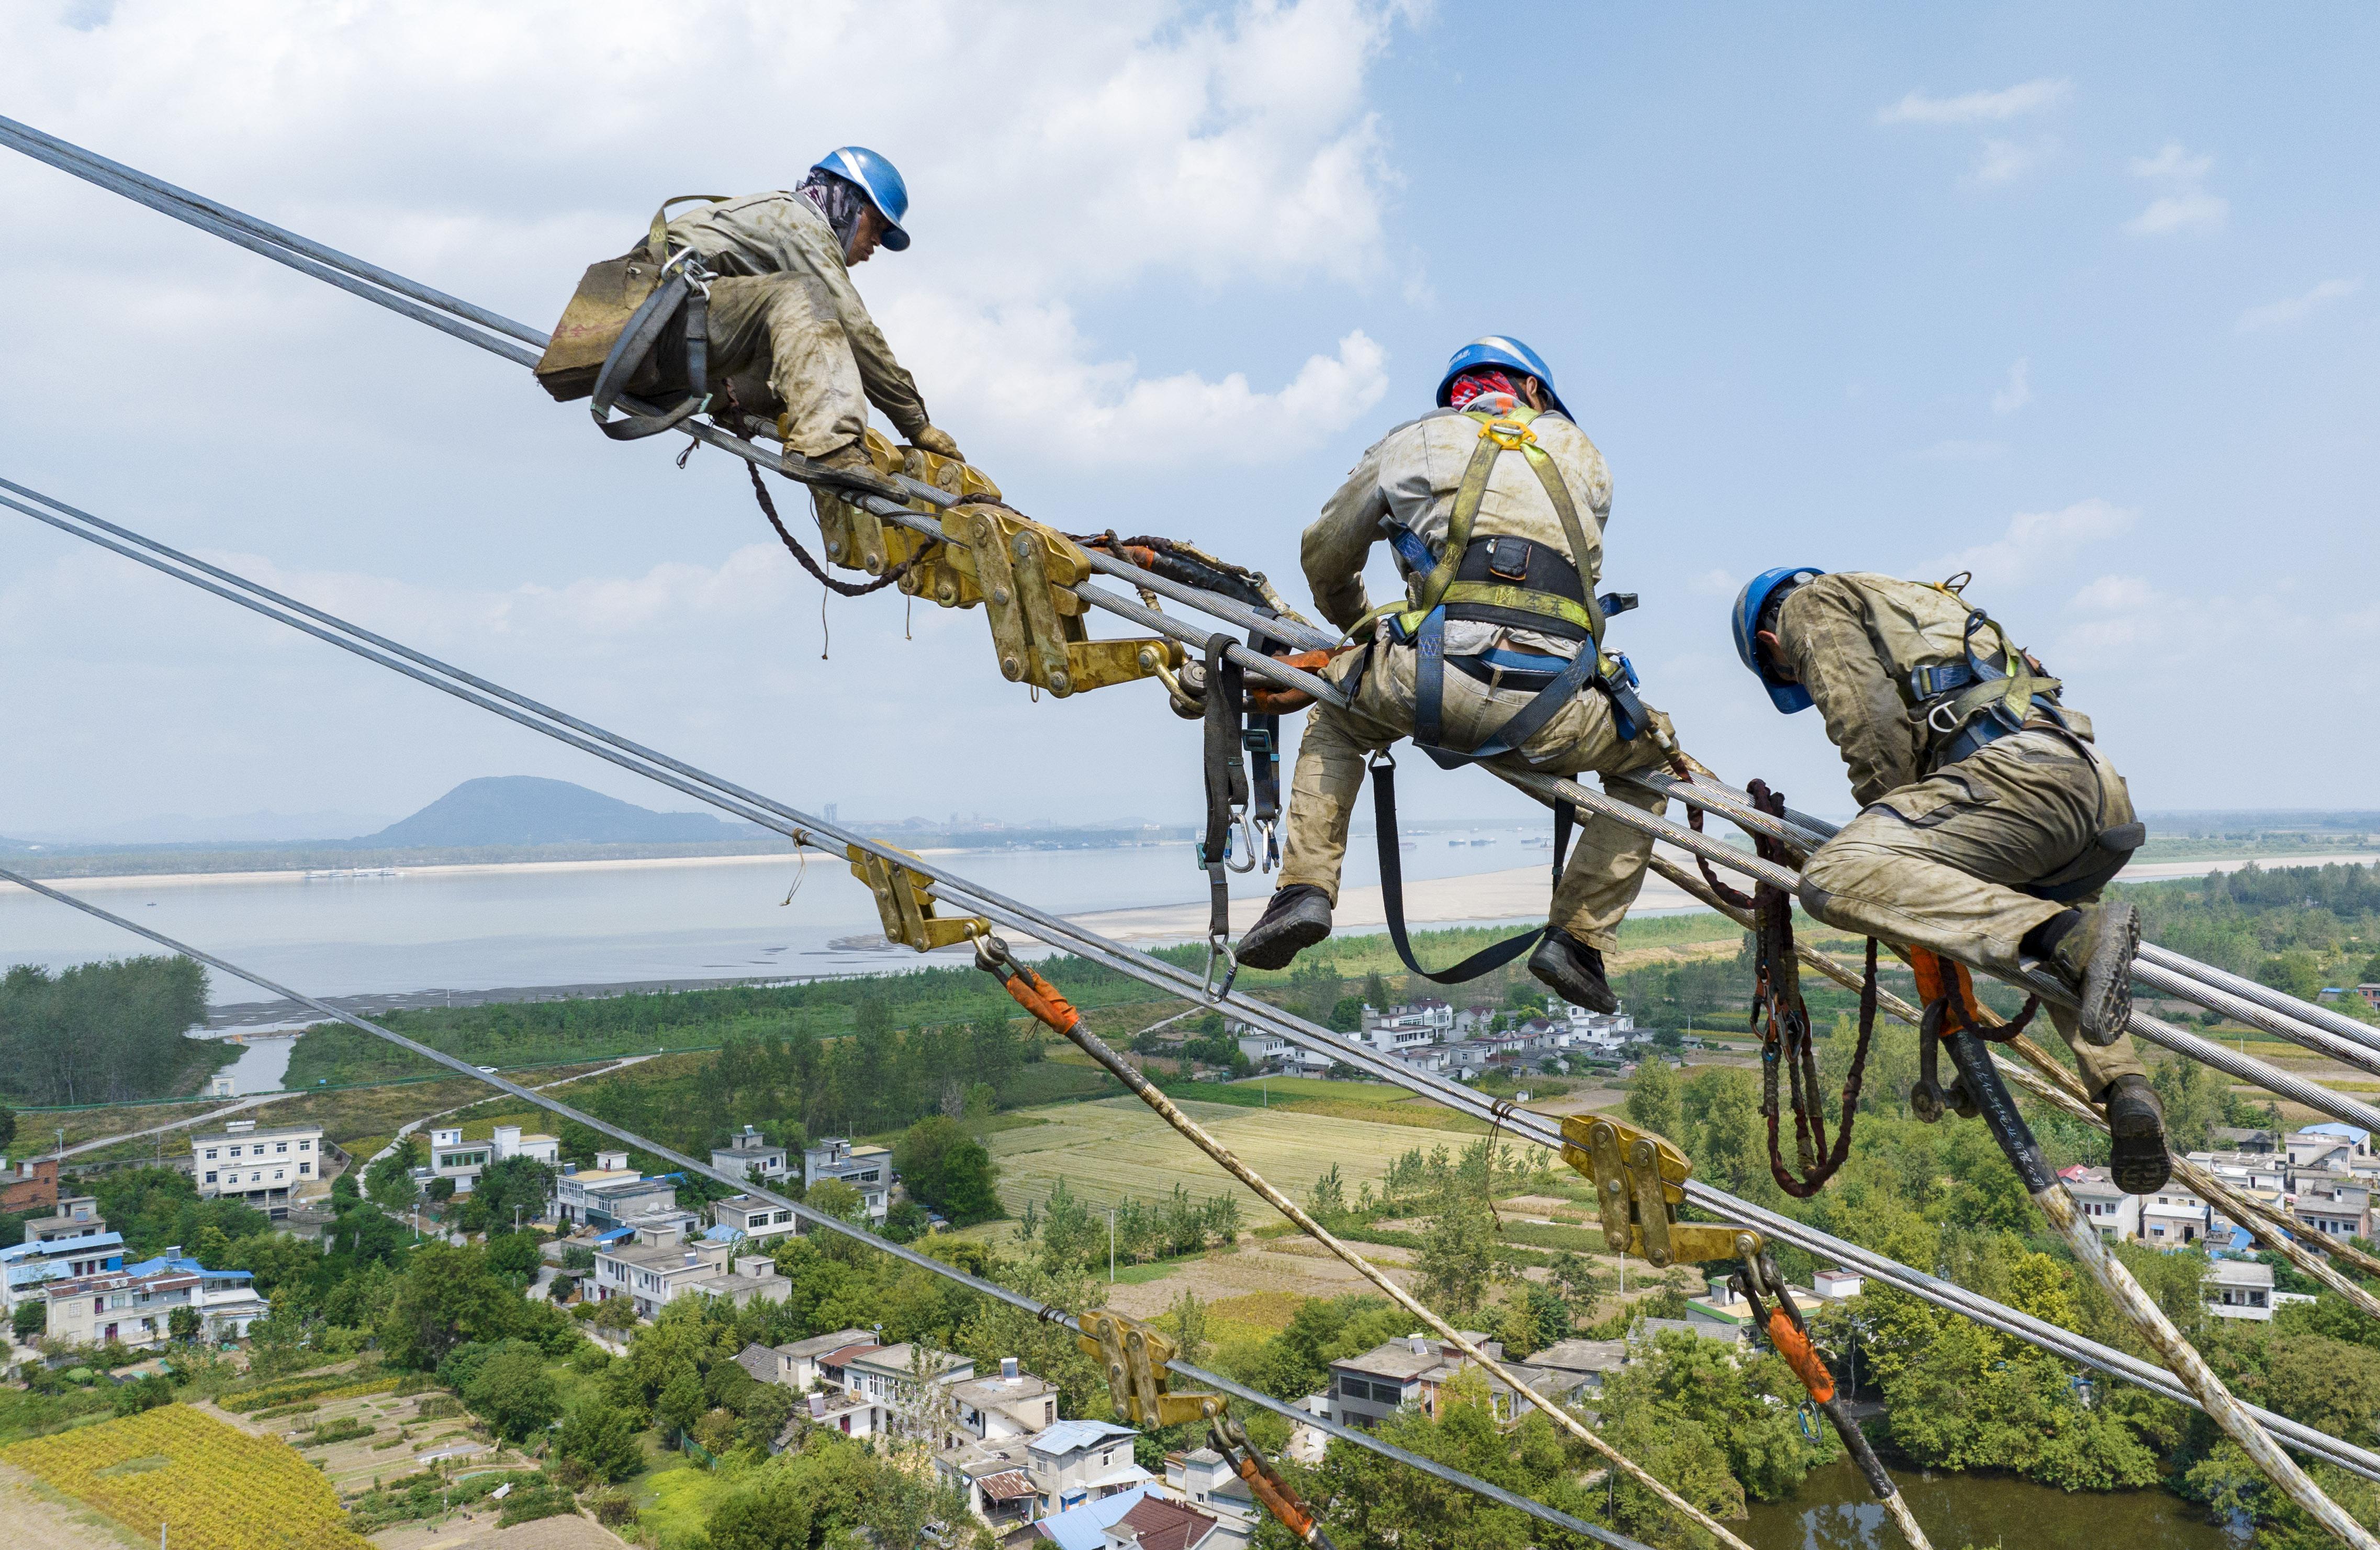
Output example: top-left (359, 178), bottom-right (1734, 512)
top-left (0, 1464), bottom-right (147, 1550)
top-left (372, 1512), bottom-right (634, 1550)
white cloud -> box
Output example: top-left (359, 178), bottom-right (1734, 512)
top-left (1972, 138), bottom-right (2049, 184)
top-left (888, 298), bottom-right (1389, 466)
top-left (2128, 143), bottom-right (2213, 184)
top-left (1991, 357), bottom-right (2032, 416)
top-left (1877, 78), bottom-right (2073, 126)
top-left (1686, 568), bottom-right (1739, 599)
top-left (2125, 141), bottom-right (2226, 236)
top-left (1925, 498), bottom-right (2136, 590)
top-left (2237, 277), bottom-right (2363, 334)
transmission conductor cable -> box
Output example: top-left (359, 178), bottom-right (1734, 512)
top-left (0, 866), bottom-right (1663, 1550)
top-left (11, 478), bottom-right (2379, 1487)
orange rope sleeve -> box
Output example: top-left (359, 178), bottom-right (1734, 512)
top-left (1768, 1310), bottom-right (1836, 1403)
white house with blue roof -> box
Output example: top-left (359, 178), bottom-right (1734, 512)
top-left (1028, 1417), bottom-right (1152, 1513)
top-left (1, 1227), bottom-right (122, 1314)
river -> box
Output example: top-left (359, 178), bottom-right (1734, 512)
top-left (0, 825), bottom-right (1555, 1008)
top-left (1743, 1459), bottom-right (2249, 1549)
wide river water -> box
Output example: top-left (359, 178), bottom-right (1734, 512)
top-left (0, 825), bottom-right (1554, 1008)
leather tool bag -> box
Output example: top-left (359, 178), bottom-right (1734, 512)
top-left (533, 195), bottom-right (727, 403)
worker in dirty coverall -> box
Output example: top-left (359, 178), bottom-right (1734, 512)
top-left (639, 147), bottom-right (961, 473)
top-left (1734, 566), bottom-right (2170, 1193)
top-left (1234, 337), bottom-right (1676, 1015)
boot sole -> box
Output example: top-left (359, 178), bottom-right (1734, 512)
top-left (2075, 902), bottom-right (2140, 1047)
top-left (2109, 1114), bottom-right (2171, 1195)
top-left (1235, 913), bottom-right (1331, 972)
top-left (1529, 945), bottom-right (1618, 1015)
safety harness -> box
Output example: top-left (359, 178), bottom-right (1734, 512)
top-left (1906, 582), bottom-right (2144, 903)
top-left (580, 196), bottom-right (734, 441)
top-left (1368, 406), bottom-right (1650, 768)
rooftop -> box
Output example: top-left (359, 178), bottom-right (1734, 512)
top-left (1031, 1418), bottom-right (1138, 1456)
top-left (777, 1327), bottom-right (874, 1361)
top-left (2208, 1259), bottom-right (2275, 1288)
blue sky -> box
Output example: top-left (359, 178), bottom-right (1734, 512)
top-left (1, 2), bottom-right (2373, 838)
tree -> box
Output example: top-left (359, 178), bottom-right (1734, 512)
top-left (14, 1300), bottom-right (45, 1341)
top-left (424, 1176), bottom-right (456, 1204)
top-left (1415, 1193), bottom-right (1498, 1319)
top-left (166, 1305), bottom-right (201, 1342)
top-left (379, 1242), bottom-right (519, 1369)
top-left (893, 1117), bottom-right (1002, 1225)
top-left (1166, 1289), bottom-right (1210, 1367)
top-left (469, 1343), bottom-right (563, 1441)
top-left (1326, 996), bottom-right (1366, 1033)
top-left (1307, 1163), bottom-right (1347, 1219)
top-left (706, 1473), bottom-right (815, 1550)
top-left (1362, 971), bottom-right (1393, 1010)
top-left (655, 1365), bottom-right (706, 1440)
top-left (556, 1400), bottom-right (644, 1481)
top-left (366, 1136), bottom-right (424, 1211)
top-left (486, 1231), bottom-right (546, 1285)
top-left (0, 1100), bottom-right (15, 1151)
top-left (806, 1177), bottom-right (866, 1226)
top-left (1623, 1054), bottom-right (1682, 1141)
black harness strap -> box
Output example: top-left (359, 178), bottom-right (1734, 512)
top-left (1368, 751), bottom-right (1576, 984)
top-left (1200, 635), bottom-right (1249, 980)
top-left (589, 259), bottom-right (714, 442)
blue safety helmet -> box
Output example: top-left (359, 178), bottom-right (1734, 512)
top-left (1733, 566), bottom-right (1826, 712)
top-left (1435, 335), bottom-right (1571, 419)
top-left (811, 145), bottom-right (911, 251)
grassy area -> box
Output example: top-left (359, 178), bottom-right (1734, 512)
top-left (987, 1095), bottom-right (1425, 1217)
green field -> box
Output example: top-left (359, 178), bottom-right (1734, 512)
top-left (986, 1095), bottom-right (1423, 1216)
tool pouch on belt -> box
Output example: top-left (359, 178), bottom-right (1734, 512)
top-left (533, 195), bottom-right (728, 402)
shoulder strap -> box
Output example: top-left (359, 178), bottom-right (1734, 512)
top-left (647, 195), bottom-right (734, 260)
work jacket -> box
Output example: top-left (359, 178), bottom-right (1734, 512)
top-left (1303, 401), bottom-right (1613, 659)
top-left (1775, 571), bottom-right (2098, 808)
top-left (664, 192), bottom-right (928, 436)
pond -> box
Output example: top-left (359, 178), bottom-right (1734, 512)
top-left (1742, 1459), bottom-right (2251, 1550)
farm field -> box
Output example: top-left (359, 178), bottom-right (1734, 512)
top-left (985, 1094), bottom-right (1425, 1217)
top-left (208, 1383), bottom-right (526, 1498)
top-left (2, 1403), bottom-right (372, 1550)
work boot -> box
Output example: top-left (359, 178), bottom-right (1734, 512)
top-left (2042, 900), bottom-right (2140, 1046)
top-left (2103, 1074), bottom-right (2171, 1195)
top-left (1236, 885), bottom-right (1332, 971)
top-left (799, 441), bottom-right (877, 484)
top-left (1529, 928), bottom-right (1617, 1014)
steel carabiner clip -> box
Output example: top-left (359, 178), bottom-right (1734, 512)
top-left (1224, 812), bottom-right (1259, 874)
top-left (1202, 933), bottom-right (1240, 1004)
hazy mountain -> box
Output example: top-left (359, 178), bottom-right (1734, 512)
top-left (360, 776), bottom-right (758, 847)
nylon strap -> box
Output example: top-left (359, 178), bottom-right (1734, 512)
top-left (1369, 752), bottom-right (1547, 984)
top-left (1201, 634), bottom-right (1248, 945)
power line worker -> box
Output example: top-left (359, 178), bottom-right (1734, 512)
top-left (537, 147), bottom-right (961, 474)
top-left (1234, 338), bottom-right (1677, 1014)
top-left (1733, 566), bottom-right (2171, 1193)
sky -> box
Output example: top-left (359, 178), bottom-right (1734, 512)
top-left (1, 1), bottom-right (2374, 841)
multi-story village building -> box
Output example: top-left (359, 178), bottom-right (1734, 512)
top-left (426, 1123), bottom-right (558, 1194)
top-left (801, 1138), bottom-right (894, 1224)
top-left (2287, 1125), bottom-right (2371, 1174)
top-left (2062, 1167), bottom-right (2146, 1241)
top-left (711, 1126), bottom-right (792, 1186)
top-left (190, 1120), bottom-right (322, 1216)
top-left (706, 1193), bottom-right (801, 1246)
top-left (551, 1150), bottom-right (679, 1230)
top-left (2139, 1181), bottom-right (2213, 1248)
top-left (2206, 1258), bottom-right (2276, 1321)
top-left (587, 1223), bottom-right (788, 1320)
top-left (41, 1247), bottom-right (271, 1347)
top-left (1322, 1332), bottom-right (1591, 1429)
top-left (738, 1328), bottom-right (875, 1392)
top-left (0, 1205), bottom-right (121, 1314)
top-left (2292, 1170), bottom-right (2372, 1242)
top-left (1, 1154), bottom-right (60, 1214)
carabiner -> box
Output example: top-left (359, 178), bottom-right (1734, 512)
top-left (1254, 816), bottom-right (1281, 873)
top-left (1202, 933), bottom-right (1240, 1004)
top-left (1224, 813), bottom-right (1259, 874)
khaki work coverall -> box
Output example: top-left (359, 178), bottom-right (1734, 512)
top-left (1283, 408), bottom-right (1674, 952)
top-left (1777, 571), bottom-right (2146, 1093)
top-left (650, 193), bottom-right (930, 458)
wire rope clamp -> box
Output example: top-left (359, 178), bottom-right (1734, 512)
top-left (1558, 1114), bottom-right (1761, 1270)
top-left (845, 842), bottom-right (987, 952)
top-left (1075, 1309), bottom-right (1224, 1429)
top-left (939, 505), bottom-right (1177, 697)
top-left (813, 428), bottom-right (940, 578)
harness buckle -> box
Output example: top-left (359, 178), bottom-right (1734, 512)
top-left (1480, 417), bottom-right (1536, 451)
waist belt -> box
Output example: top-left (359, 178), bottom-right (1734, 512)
top-left (1912, 656), bottom-right (2069, 771)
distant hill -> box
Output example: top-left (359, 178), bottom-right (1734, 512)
top-left (361, 777), bottom-right (756, 847)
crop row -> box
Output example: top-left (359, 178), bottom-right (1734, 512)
top-left (3, 1403), bottom-right (373, 1550)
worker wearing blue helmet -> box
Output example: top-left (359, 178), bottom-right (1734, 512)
top-left (1734, 567), bottom-right (2169, 1193)
top-left (537, 144), bottom-right (963, 475)
top-left (1236, 337), bottom-right (1680, 1015)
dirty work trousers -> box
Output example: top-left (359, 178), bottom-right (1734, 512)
top-left (1797, 728), bottom-right (2148, 1095)
top-left (1279, 640), bottom-right (1676, 951)
top-left (635, 273), bottom-right (891, 458)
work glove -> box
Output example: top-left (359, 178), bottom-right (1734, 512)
top-left (910, 423), bottom-right (964, 462)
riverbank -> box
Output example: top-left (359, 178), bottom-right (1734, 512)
top-left (1743, 1456), bottom-right (2246, 1549)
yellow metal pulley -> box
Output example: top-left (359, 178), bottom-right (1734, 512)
top-left (1559, 1114), bottom-right (1762, 1270)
